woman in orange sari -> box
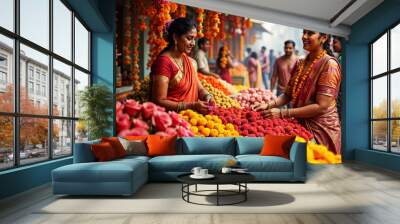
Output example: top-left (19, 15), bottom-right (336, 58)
top-left (254, 30), bottom-right (341, 154)
top-left (151, 18), bottom-right (214, 114)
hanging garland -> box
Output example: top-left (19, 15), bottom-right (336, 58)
top-left (219, 45), bottom-right (228, 69)
top-left (138, 0), bottom-right (147, 31)
top-left (146, 0), bottom-right (172, 69)
top-left (123, 0), bottom-right (132, 67)
top-left (176, 4), bottom-right (186, 17)
top-left (196, 8), bottom-right (204, 38)
top-left (218, 14), bottom-right (226, 40)
top-left (131, 0), bottom-right (141, 92)
top-left (210, 11), bottom-right (220, 38)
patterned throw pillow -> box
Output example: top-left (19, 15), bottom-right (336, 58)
top-left (118, 137), bottom-right (147, 156)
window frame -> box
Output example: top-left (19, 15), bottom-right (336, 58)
top-left (0, 0), bottom-right (92, 171)
top-left (370, 20), bottom-right (400, 154)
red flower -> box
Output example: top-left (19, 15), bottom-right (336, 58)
top-left (133, 119), bottom-right (149, 130)
top-left (152, 111), bottom-right (172, 131)
top-left (116, 101), bottom-right (124, 115)
top-left (176, 126), bottom-right (194, 137)
top-left (125, 100), bottom-right (142, 117)
top-left (116, 112), bottom-right (131, 133)
top-left (165, 127), bottom-right (178, 136)
top-left (142, 102), bottom-right (158, 119)
top-left (118, 128), bottom-right (149, 137)
top-left (168, 111), bottom-right (189, 128)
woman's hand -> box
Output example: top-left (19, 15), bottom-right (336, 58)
top-left (192, 101), bottom-right (209, 114)
top-left (207, 96), bottom-right (216, 106)
top-left (252, 103), bottom-right (270, 111)
top-left (261, 108), bottom-right (281, 118)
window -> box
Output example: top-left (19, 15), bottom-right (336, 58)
top-left (371, 23), bottom-right (400, 153)
top-left (0, 0), bottom-right (91, 170)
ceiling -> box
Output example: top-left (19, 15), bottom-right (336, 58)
top-left (171, 0), bottom-right (384, 38)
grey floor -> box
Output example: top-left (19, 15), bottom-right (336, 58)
top-left (1, 162), bottom-right (400, 224)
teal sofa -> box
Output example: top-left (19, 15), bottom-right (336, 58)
top-left (52, 137), bottom-right (306, 196)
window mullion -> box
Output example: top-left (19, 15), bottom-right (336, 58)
top-left (71, 10), bottom-right (76, 155)
top-left (387, 30), bottom-right (391, 152)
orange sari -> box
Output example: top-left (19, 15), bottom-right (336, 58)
top-left (151, 53), bottom-right (199, 103)
top-left (286, 55), bottom-right (342, 154)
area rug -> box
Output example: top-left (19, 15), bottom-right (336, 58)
top-left (37, 183), bottom-right (361, 214)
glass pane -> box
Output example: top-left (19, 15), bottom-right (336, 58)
top-left (0, 0), bottom-right (14, 31)
top-left (372, 121), bottom-right (388, 151)
top-left (20, 44), bottom-right (49, 115)
top-left (0, 34), bottom-right (14, 112)
top-left (392, 72), bottom-right (400, 118)
top-left (74, 69), bottom-right (89, 118)
top-left (53, 119), bottom-right (72, 157)
top-left (0, 116), bottom-right (13, 170)
top-left (372, 76), bottom-right (387, 119)
top-left (75, 120), bottom-right (88, 143)
top-left (74, 17), bottom-right (89, 70)
top-left (391, 24), bottom-right (400, 70)
top-left (53, 59), bottom-right (72, 117)
top-left (392, 120), bottom-right (400, 153)
top-left (20, 0), bottom-right (49, 49)
top-left (20, 117), bottom-right (49, 165)
top-left (53, 0), bottom-right (72, 60)
top-left (372, 33), bottom-right (387, 76)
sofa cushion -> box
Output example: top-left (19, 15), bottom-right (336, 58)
top-left (236, 155), bottom-right (293, 172)
top-left (147, 135), bottom-right (177, 156)
top-left (91, 142), bottom-right (118, 161)
top-left (180, 137), bottom-right (236, 155)
top-left (260, 135), bottom-right (296, 159)
top-left (236, 137), bottom-right (264, 155)
top-left (73, 139), bottom-right (101, 163)
top-left (101, 137), bottom-right (127, 158)
top-left (149, 154), bottom-right (235, 172)
top-left (52, 158), bottom-right (147, 183)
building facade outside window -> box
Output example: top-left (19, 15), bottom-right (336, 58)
top-left (0, 0), bottom-right (91, 170)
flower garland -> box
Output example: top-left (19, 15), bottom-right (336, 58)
top-left (146, 1), bottom-right (171, 68)
top-left (196, 8), bottom-right (205, 38)
top-left (218, 14), bottom-right (226, 40)
top-left (123, 0), bottom-right (132, 66)
top-left (138, 0), bottom-right (147, 31)
top-left (219, 45), bottom-right (228, 69)
top-left (210, 11), bottom-right (220, 38)
top-left (176, 4), bottom-right (186, 17)
top-left (131, 0), bottom-right (141, 92)
top-left (291, 50), bottom-right (326, 104)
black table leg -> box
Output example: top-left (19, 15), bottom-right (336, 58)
top-left (217, 184), bottom-right (219, 206)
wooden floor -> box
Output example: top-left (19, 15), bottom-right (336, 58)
top-left (1, 162), bottom-right (400, 224)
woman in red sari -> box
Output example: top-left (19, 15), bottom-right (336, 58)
top-left (151, 18), bottom-right (214, 114)
top-left (254, 30), bottom-right (341, 154)
top-left (216, 46), bottom-right (233, 83)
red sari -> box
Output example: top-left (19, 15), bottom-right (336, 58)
top-left (286, 55), bottom-right (342, 154)
top-left (150, 53), bottom-right (199, 103)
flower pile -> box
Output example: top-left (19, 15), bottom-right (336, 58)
top-left (180, 109), bottom-right (239, 137)
top-left (116, 100), bottom-right (194, 137)
top-left (218, 78), bottom-right (237, 95)
top-left (233, 88), bottom-right (276, 108)
top-left (210, 107), bottom-right (313, 140)
top-left (198, 73), bottom-right (231, 96)
top-left (201, 80), bottom-right (241, 108)
top-left (296, 137), bottom-right (342, 164)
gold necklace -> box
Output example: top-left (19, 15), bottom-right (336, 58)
top-left (171, 56), bottom-right (184, 74)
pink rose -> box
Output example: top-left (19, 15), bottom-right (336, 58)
top-left (118, 128), bottom-right (149, 137)
top-left (168, 111), bottom-right (190, 129)
top-left (125, 100), bottom-right (142, 117)
top-left (116, 113), bottom-right (131, 133)
top-left (176, 126), bottom-right (194, 137)
top-left (165, 127), bottom-right (178, 136)
top-left (142, 102), bottom-right (158, 119)
top-left (133, 119), bottom-right (149, 130)
top-left (152, 111), bottom-right (172, 131)
top-left (116, 101), bottom-right (124, 114)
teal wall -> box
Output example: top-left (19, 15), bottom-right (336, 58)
top-left (0, 0), bottom-right (116, 200)
top-left (345, 0), bottom-right (400, 170)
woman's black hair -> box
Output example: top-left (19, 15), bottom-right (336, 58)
top-left (250, 51), bottom-right (258, 59)
top-left (216, 46), bottom-right (224, 68)
top-left (320, 33), bottom-right (334, 57)
top-left (164, 17), bottom-right (196, 51)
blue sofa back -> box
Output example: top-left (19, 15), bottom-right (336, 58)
top-left (178, 137), bottom-right (236, 155)
top-left (235, 137), bottom-right (264, 155)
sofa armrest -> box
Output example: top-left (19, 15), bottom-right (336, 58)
top-left (73, 140), bottom-right (100, 163)
top-left (289, 142), bottom-right (307, 181)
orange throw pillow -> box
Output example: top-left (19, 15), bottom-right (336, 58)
top-left (146, 135), bottom-right (177, 157)
top-left (101, 137), bottom-right (126, 158)
top-left (260, 135), bottom-right (296, 159)
top-left (91, 142), bottom-right (117, 162)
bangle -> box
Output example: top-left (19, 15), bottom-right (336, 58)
top-left (177, 102), bottom-right (186, 111)
top-left (279, 109), bottom-right (283, 118)
top-left (205, 93), bottom-right (212, 102)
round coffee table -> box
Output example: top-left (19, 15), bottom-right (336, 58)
top-left (177, 173), bottom-right (255, 206)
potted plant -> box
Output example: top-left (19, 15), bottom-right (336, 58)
top-left (79, 84), bottom-right (113, 140)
